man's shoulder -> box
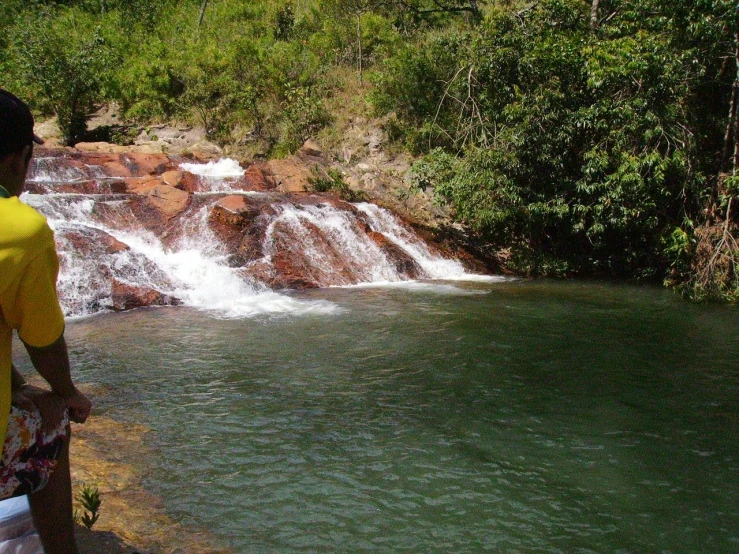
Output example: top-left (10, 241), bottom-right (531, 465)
top-left (0, 197), bottom-right (53, 247)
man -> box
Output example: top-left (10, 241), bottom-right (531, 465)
top-left (0, 88), bottom-right (92, 554)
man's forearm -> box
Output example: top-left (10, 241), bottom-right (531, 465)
top-left (22, 334), bottom-right (76, 398)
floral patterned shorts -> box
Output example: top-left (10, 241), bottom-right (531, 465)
top-left (0, 406), bottom-right (69, 500)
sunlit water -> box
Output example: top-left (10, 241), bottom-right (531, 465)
top-left (15, 280), bottom-right (739, 553)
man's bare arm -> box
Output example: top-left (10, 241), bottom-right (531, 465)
top-left (23, 334), bottom-right (92, 423)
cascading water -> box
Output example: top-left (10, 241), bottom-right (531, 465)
top-left (23, 154), bottom-right (497, 318)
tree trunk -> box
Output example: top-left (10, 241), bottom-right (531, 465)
top-left (590, 0), bottom-right (600, 29)
top-left (721, 32), bottom-right (739, 175)
top-left (198, 0), bottom-right (210, 30)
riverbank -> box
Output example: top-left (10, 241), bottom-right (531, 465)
top-left (16, 376), bottom-right (230, 553)
top-left (71, 414), bottom-right (230, 553)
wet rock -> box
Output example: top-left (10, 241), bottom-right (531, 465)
top-left (368, 231), bottom-right (422, 278)
top-left (100, 161), bottom-right (133, 178)
top-left (60, 227), bottom-right (130, 257)
top-left (208, 195), bottom-right (265, 261)
top-left (174, 171), bottom-right (200, 192)
top-left (160, 169), bottom-right (183, 187)
top-left (110, 280), bottom-right (180, 311)
top-left (123, 177), bottom-right (159, 194)
top-left (145, 184), bottom-right (191, 220)
top-left (244, 164), bottom-right (275, 191)
top-left (122, 153), bottom-right (171, 176)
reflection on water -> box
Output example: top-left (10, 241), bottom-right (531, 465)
top-left (19, 280), bottom-right (739, 553)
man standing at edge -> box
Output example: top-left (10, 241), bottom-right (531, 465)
top-left (0, 88), bottom-right (92, 554)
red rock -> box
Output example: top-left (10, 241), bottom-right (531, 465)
top-left (146, 184), bottom-right (191, 220)
top-left (127, 178), bottom-right (161, 195)
top-left (122, 177), bottom-right (154, 193)
top-left (161, 170), bottom-right (183, 187)
top-left (57, 227), bottom-right (130, 257)
top-left (111, 280), bottom-right (180, 311)
top-left (122, 153), bottom-right (171, 176)
top-left (244, 164), bottom-right (275, 191)
top-left (266, 158), bottom-right (313, 192)
top-left (207, 195), bottom-right (263, 257)
top-left (367, 231), bottom-right (422, 278)
top-left (177, 171), bottom-right (200, 192)
top-left (100, 161), bottom-right (133, 178)
top-left (213, 195), bottom-right (257, 220)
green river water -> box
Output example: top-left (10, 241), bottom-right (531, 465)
top-left (26, 280), bottom-right (739, 552)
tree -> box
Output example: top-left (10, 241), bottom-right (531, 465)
top-left (379, 0), bottom-right (731, 280)
top-left (9, 9), bottom-right (113, 145)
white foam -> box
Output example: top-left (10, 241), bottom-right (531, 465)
top-left (24, 195), bottom-right (340, 319)
top-left (179, 158), bottom-right (245, 178)
top-left (355, 203), bottom-right (503, 282)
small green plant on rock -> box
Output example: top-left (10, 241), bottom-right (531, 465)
top-left (73, 483), bottom-right (102, 530)
top-left (310, 166), bottom-right (366, 202)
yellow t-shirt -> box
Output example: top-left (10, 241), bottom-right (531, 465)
top-left (0, 196), bottom-right (65, 443)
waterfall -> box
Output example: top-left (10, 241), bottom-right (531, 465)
top-left (22, 154), bottom-right (496, 318)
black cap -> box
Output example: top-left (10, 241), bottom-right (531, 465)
top-left (0, 88), bottom-right (44, 159)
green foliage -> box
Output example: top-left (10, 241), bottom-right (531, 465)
top-left (2, 0), bottom-right (736, 297)
top-left (274, 4), bottom-right (295, 40)
top-left (74, 483), bottom-right (102, 530)
top-left (385, 0), bottom-right (735, 284)
top-left (310, 166), bottom-right (348, 193)
top-left (274, 86), bottom-right (330, 156)
top-left (310, 165), bottom-right (366, 201)
top-left (6, 8), bottom-right (114, 145)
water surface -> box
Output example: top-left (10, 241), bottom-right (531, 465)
top-left (21, 280), bottom-right (738, 553)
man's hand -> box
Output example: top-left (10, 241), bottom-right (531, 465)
top-left (64, 387), bottom-right (92, 424)
top-left (11, 384), bottom-right (68, 434)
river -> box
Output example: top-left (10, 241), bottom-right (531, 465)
top-left (18, 279), bottom-right (737, 553)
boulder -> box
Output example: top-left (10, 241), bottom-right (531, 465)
top-left (160, 170), bottom-right (184, 188)
top-left (100, 161), bottom-right (133, 178)
top-left (367, 231), bottom-right (422, 278)
top-left (266, 158), bottom-right (313, 193)
top-left (58, 227), bottom-right (130, 257)
top-left (146, 184), bottom-right (191, 220)
top-left (187, 140), bottom-right (223, 161)
top-left (208, 195), bottom-right (264, 259)
top-left (111, 280), bottom-right (180, 311)
top-left (244, 164), bottom-right (275, 191)
top-left (122, 153), bottom-right (171, 176)
top-left (211, 195), bottom-right (259, 224)
top-left (176, 171), bottom-right (201, 192)
top-left (123, 177), bottom-right (158, 194)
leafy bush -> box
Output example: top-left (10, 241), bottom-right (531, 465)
top-left (387, 0), bottom-right (735, 282)
top-left (7, 8), bottom-right (115, 145)
top-left (73, 483), bottom-right (102, 530)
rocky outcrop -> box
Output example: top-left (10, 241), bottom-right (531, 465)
top-left (110, 280), bottom-right (181, 311)
top-left (265, 158), bottom-right (313, 192)
top-left (27, 144), bottom-right (489, 314)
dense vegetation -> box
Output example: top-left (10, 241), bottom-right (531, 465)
top-left (1, 0), bottom-right (737, 300)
